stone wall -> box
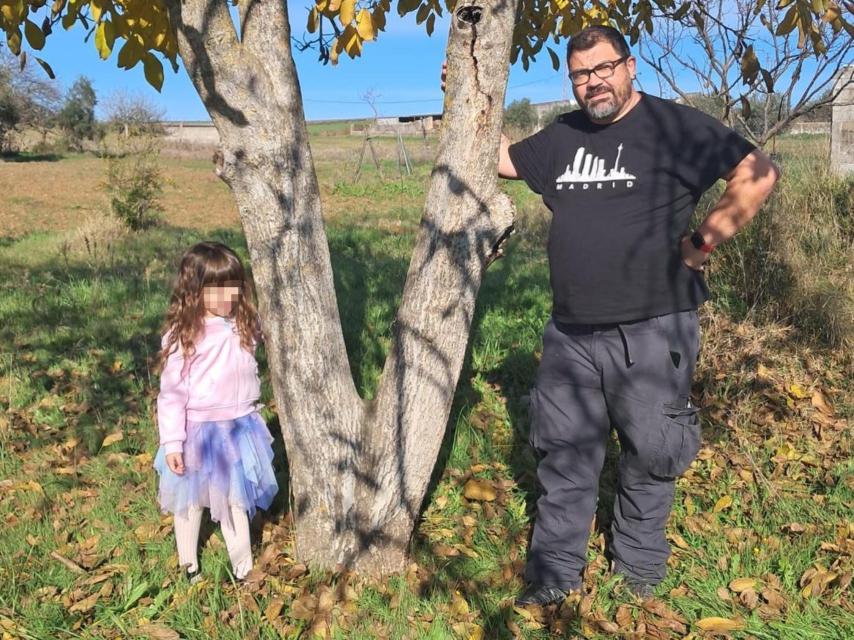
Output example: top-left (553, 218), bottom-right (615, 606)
top-left (831, 65), bottom-right (854, 176)
top-left (786, 121), bottom-right (831, 135)
top-left (161, 121), bottom-right (220, 147)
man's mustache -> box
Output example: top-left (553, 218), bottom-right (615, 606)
top-left (586, 87), bottom-right (612, 98)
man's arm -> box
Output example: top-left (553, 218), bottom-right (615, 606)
top-left (499, 133), bottom-right (520, 179)
top-left (682, 148), bottom-right (780, 269)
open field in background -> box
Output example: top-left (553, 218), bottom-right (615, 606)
top-left (0, 130), bottom-right (851, 639)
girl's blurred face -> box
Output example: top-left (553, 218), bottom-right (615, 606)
top-left (203, 282), bottom-right (241, 317)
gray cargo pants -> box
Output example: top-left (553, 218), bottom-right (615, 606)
top-left (525, 310), bottom-right (701, 589)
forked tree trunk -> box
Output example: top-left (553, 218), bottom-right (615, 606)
top-left (165, 0), bottom-right (517, 575)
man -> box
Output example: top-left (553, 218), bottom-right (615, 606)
top-left (501, 26), bottom-right (779, 605)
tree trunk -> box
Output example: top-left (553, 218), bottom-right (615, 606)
top-left (165, 0), bottom-right (516, 576)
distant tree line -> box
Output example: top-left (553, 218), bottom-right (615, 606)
top-left (0, 52), bottom-right (163, 154)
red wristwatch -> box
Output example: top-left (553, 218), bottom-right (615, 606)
top-left (690, 231), bottom-right (714, 254)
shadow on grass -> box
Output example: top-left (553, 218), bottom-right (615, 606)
top-left (1, 151), bottom-right (64, 163)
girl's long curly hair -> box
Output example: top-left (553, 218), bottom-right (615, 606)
top-left (157, 241), bottom-right (260, 374)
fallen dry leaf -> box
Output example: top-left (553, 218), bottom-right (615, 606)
top-left (729, 577), bottom-right (756, 593)
top-left (811, 389), bottom-right (834, 416)
top-left (696, 616), bottom-right (745, 632)
top-left (134, 624), bottom-right (180, 640)
top-left (265, 598), bottom-right (284, 622)
top-left (101, 431), bottom-right (124, 448)
top-left (463, 479), bottom-right (496, 502)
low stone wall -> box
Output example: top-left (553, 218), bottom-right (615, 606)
top-left (786, 121), bottom-right (831, 135)
top-left (162, 122), bottom-right (219, 147)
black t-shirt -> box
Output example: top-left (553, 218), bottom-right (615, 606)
top-left (508, 92), bottom-right (756, 324)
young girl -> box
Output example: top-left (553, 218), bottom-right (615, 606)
top-left (153, 241), bottom-right (277, 583)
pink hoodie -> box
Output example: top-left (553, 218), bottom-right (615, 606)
top-left (157, 316), bottom-right (262, 454)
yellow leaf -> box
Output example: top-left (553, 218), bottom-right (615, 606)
top-left (0, 4), bottom-right (17, 22)
top-left (696, 617), bottom-right (745, 632)
top-left (775, 443), bottom-right (801, 460)
top-left (739, 469), bottom-right (754, 483)
top-left (730, 577), bottom-right (757, 593)
top-left (24, 20), bottom-right (46, 50)
top-left (90, 0), bottom-right (105, 22)
top-left (101, 431), bottom-right (124, 448)
top-left (339, 0), bottom-right (356, 24)
top-left (307, 7), bottom-right (319, 33)
top-left (27, 480), bottom-right (44, 495)
top-left (756, 363), bottom-right (773, 380)
top-left (356, 8), bottom-right (374, 40)
top-left (450, 591), bottom-right (470, 616)
top-left (143, 52), bottom-right (164, 92)
top-left (95, 20), bottom-right (115, 59)
top-left (713, 495), bottom-right (733, 512)
top-left (7, 29), bottom-right (22, 56)
top-left (463, 479), bottom-right (496, 502)
top-left (788, 383), bottom-right (809, 399)
top-left (135, 452), bottom-right (153, 466)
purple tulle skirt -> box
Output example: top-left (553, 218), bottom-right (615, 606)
top-left (153, 412), bottom-right (278, 525)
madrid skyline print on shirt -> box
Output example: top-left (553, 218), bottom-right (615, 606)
top-left (555, 144), bottom-right (637, 190)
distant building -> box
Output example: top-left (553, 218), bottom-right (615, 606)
top-left (351, 113), bottom-right (442, 137)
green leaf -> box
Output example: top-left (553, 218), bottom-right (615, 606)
top-left (35, 56), bottom-right (55, 79)
top-left (24, 19), bottom-right (46, 50)
top-left (672, 2), bottom-right (691, 21)
top-left (416, 3), bottom-right (430, 25)
top-left (547, 46), bottom-right (560, 71)
top-left (776, 6), bottom-right (799, 36)
top-left (143, 52), bottom-right (164, 92)
top-left (397, 0), bottom-right (421, 17)
top-left (117, 38), bottom-right (142, 69)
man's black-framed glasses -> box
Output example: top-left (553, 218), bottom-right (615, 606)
top-left (569, 56), bottom-right (630, 86)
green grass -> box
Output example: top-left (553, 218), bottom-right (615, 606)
top-left (1, 136), bottom-right (852, 639)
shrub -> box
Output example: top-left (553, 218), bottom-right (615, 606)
top-left (104, 136), bottom-right (164, 231)
top-left (504, 98), bottom-right (538, 134)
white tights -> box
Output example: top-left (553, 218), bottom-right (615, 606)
top-left (173, 506), bottom-right (253, 579)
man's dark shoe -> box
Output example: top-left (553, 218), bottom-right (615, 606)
top-left (514, 584), bottom-right (569, 606)
top-left (623, 578), bottom-right (655, 599)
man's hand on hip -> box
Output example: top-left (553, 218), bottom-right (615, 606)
top-left (680, 236), bottom-right (710, 272)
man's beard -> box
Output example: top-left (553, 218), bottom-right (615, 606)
top-left (582, 84), bottom-right (630, 121)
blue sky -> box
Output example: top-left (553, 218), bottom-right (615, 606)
top-left (33, 7), bottom-right (591, 122)
top-left (32, 4), bottom-right (844, 123)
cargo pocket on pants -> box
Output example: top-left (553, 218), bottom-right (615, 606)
top-left (650, 398), bottom-right (701, 478)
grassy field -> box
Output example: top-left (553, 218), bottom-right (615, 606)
top-left (0, 130), bottom-right (852, 639)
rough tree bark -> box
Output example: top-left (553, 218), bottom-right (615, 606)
top-left (164, 0), bottom-right (517, 575)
